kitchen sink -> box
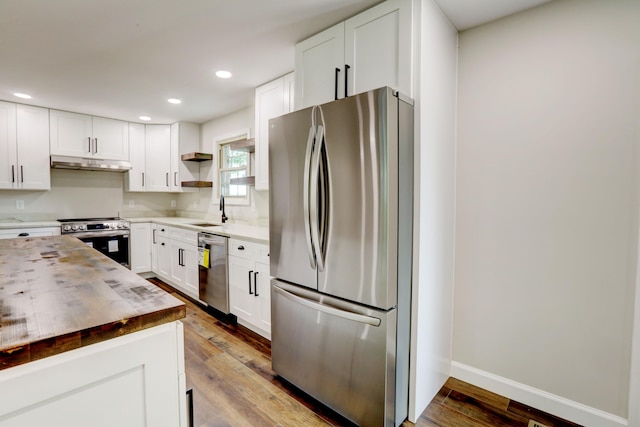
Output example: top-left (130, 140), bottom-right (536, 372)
top-left (189, 222), bottom-right (220, 227)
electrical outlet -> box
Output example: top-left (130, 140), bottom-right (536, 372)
top-left (128, 200), bottom-right (135, 208)
top-left (528, 421), bottom-right (550, 427)
top-left (171, 200), bottom-right (176, 208)
top-left (16, 200), bottom-right (24, 209)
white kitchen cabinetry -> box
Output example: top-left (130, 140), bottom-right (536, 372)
top-left (130, 222), bottom-right (152, 274)
top-left (126, 123), bottom-right (146, 192)
top-left (50, 110), bottom-right (129, 161)
top-left (170, 122), bottom-right (200, 193)
top-left (294, 0), bottom-right (411, 110)
top-left (0, 227), bottom-right (60, 239)
top-left (254, 73), bottom-right (294, 191)
top-left (0, 102), bottom-right (50, 190)
top-left (0, 321), bottom-right (188, 427)
top-left (228, 238), bottom-right (271, 339)
top-left (152, 226), bottom-right (199, 300)
top-left (144, 124), bottom-right (172, 192)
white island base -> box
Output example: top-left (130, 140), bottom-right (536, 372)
top-left (0, 321), bottom-right (187, 427)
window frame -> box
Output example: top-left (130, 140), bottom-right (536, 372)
top-left (214, 129), bottom-right (251, 206)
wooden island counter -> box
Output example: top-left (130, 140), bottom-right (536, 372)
top-left (0, 236), bottom-right (188, 427)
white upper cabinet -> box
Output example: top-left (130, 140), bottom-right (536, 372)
top-left (50, 110), bottom-right (129, 161)
top-left (255, 72), bottom-right (294, 191)
top-left (294, 23), bottom-right (345, 109)
top-left (126, 123), bottom-right (146, 192)
top-left (0, 101), bottom-right (50, 190)
top-left (144, 124), bottom-right (172, 192)
top-left (294, 0), bottom-right (412, 110)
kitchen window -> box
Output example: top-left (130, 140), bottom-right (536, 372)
top-left (217, 131), bottom-right (251, 205)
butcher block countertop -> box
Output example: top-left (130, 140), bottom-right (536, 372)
top-left (0, 235), bottom-right (186, 371)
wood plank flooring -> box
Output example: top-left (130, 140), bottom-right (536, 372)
top-left (149, 278), bottom-right (581, 427)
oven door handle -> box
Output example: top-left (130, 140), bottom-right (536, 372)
top-left (69, 230), bottom-right (130, 239)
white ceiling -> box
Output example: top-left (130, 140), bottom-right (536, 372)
top-left (0, 0), bottom-right (550, 125)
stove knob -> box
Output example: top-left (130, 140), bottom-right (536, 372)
top-left (80, 225), bottom-right (87, 230)
top-left (63, 225), bottom-right (71, 231)
top-left (117, 223), bottom-right (124, 229)
top-left (122, 223), bottom-right (129, 229)
top-left (71, 225), bottom-right (78, 231)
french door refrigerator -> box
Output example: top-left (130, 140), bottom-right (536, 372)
top-left (269, 87), bottom-right (413, 427)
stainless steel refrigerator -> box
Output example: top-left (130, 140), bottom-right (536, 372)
top-left (269, 87), bottom-right (413, 427)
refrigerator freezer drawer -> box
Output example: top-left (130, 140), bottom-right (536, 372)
top-left (271, 280), bottom-right (399, 427)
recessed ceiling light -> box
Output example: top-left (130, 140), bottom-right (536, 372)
top-left (139, 116), bottom-right (151, 121)
top-left (14, 93), bottom-right (32, 99)
top-left (216, 70), bottom-right (232, 79)
top-left (167, 98), bottom-right (182, 104)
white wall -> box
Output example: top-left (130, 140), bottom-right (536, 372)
top-left (453, 0), bottom-right (640, 424)
top-left (177, 106), bottom-right (269, 224)
top-left (409, 0), bottom-right (458, 420)
top-left (0, 169), bottom-right (174, 219)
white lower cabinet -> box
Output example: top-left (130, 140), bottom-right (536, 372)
top-left (0, 321), bottom-right (188, 427)
top-left (151, 225), bottom-right (199, 301)
top-left (130, 222), bottom-right (151, 273)
top-left (228, 238), bottom-right (271, 339)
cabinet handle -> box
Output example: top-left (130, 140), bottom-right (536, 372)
top-left (174, 172), bottom-right (178, 186)
top-left (254, 271), bottom-right (259, 297)
top-left (344, 64), bottom-right (350, 98)
top-left (20, 165), bottom-right (24, 183)
top-left (18, 232), bottom-right (29, 237)
top-left (11, 165), bottom-right (15, 183)
top-left (142, 172), bottom-right (145, 186)
top-left (238, 245), bottom-right (245, 251)
top-left (334, 67), bottom-right (340, 101)
top-left (186, 388), bottom-right (194, 427)
top-left (166, 172), bottom-right (169, 186)
top-left (178, 248), bottom-right (184, 266)
top-left (152, 229), bottom-right (157, 244)
top-left (161, 242), bottom-right (165, 246)
top-left (248, 270), bottom-right (254, 295)
top-left (161, 228), bottom-right (165, 232)
top-left (88, 137), bottom-right (92, 153)
top-left (94, 138), bottom-right (98, 154)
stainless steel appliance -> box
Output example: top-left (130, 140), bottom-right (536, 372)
top-left (59, 217), bottom-right (131, 268)
top-left (198, 232), bottom-right (230, 314)
top-left (269, 87), bottom-right (413, 427)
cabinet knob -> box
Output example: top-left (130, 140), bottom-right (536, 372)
top-left (238, 245), bottom-right (245, 251)
top-left (18, 232), bottom-right (29, 237)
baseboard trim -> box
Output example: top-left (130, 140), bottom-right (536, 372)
top-left (450, 361), bottom-right (628, 427)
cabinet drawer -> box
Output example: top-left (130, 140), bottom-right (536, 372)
top-left (229, 238), bottom-right (269, 264)
top-left (0, 227), bottom-right (60, 239)
top-left (169, 226), bottom-right (197, 245)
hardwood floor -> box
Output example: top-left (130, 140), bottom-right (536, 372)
top-left (149, 279), bottom-right (581, 427)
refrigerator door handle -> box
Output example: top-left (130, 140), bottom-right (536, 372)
top-left (310, 123), bottom-right (325, 272)
top-left (273, 285), bottom-right (381, 327)
top-left (303, 124), bottom-right (317, 270)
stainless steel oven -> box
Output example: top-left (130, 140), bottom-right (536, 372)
top-left (58, 217), bottom-right (131, 268)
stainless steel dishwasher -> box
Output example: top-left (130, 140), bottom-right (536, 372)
top-left (198, 232), bottom-right (230, 314)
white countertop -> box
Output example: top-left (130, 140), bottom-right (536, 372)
top-left (128, 217), bottom-right (269, 244)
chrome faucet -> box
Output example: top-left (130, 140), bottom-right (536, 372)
top-left (220, 195), bottom-right (228, 223)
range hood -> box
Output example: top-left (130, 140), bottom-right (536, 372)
top-left (50, 155), bottom-right (132, 172)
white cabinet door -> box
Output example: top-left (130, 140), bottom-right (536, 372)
top-left (182, 245), bottom-right (199, 298)
top-left (49, 110), bottom-right (93, 157)
top-left (0, 101), bottom-right (17, 189)
top-left (130, 223), bottom-right (152, 274)
top-left (169, 122), bottom-right (200, 193)
top-left (16, 105), bottom-right (50, 190)
top-left (151, 224), bottom-right (159, 273)
top-left (344, 0), bottom-right (412, 98)
top-left (157, 236), bottom-right (172, 279)
top-left (255, 261), bottom-right (271, 337)
top-left (228, 255), bottom-right (257, 322)
top-left (294, 23), bottom-right (345, 110)
top-left (145, 125), bottom-right (171, 192)
top-left (92, 116), bottom-right (129, 161)
top-left (126, 123), bottom-right (146, 192)
top-left (255, 75), bottom-right (292, 191)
